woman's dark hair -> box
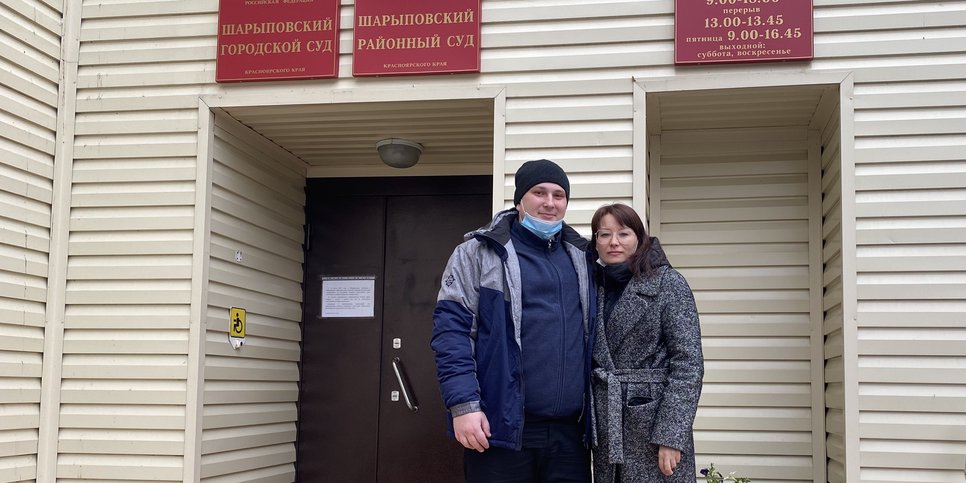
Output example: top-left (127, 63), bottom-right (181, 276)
top-left (591, 203), bottom-right (653, 277)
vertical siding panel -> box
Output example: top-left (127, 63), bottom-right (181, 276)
top-left (0, 0), bottom-right (61, 481)
top-left (200, 116), bottom-right (304, 481)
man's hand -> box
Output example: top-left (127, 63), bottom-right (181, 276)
top-left (658, 445), bottom-right (681, 476)
top-left (453, 411), bottom-right (491, 452)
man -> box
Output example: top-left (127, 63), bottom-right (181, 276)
top-left (431, 159), bottom-right (596, 483)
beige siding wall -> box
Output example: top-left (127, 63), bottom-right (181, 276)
top-left (49, 0), bottom-right (966, 481)
top-left (819, 100), bottom-right (847, 483)
top-left (653, 127), bottom-right (818, 481)
top-left (201, 115), bottom-right (305, 481)
top-left (0, 0), bottom-right (61, 481)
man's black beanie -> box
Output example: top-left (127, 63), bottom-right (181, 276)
top-left (513, 159), bottom-right (571, 205)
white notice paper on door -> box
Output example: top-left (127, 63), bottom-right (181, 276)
top-left (321, 277), bottom-right (376, 318)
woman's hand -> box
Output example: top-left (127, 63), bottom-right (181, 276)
top-left (658, 445), bottom-right (681, 476)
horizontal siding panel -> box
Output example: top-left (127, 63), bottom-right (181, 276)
top-left (0, 324), bottom-right (43, 352)
top-left (60, 380), bottom-right (186, 405)
top-left (695, 338), bottom-right (810, 361)
top-left (78, 45), bottom-right (215, 67)
top-left (662, 175), bottom-right (807, 200)
top-left (0, 59), bottom-right (58, 106)
top-left (859, 413), bottom-right (966, 441)
top-left (484, 1), bottom-right (669, 23)
top-left (76, 68), bottom-right (213, 89)
top-left (71, 182), bottom-right (195, 207)
top-left (696, 407), bottom-right (813, 431)
top-left (0, 379), bottom-right (40, 403)
top-left (81, 14), bottom-right (216, 41)
top-left (662, 198), bottom-right (808, 223)
top-left (661, 152), bottom-right (807, 179)
top-left (0, 138), bottom-right (55, 177)
top-left (0, 299), bottom-right (45, 327)
top-left (203, 356), bottom-right (298, 382)
top-left (57, 454), bottom-right (182, 480)
top-left (1, 0), bottom-right (61, 34)
top-left (58, 429), bottom-right (183, 455)
top-left (67, 255), bottom-right (192, 280)
top-left (696, 434), bottom-right (812, 456)
top-left (203, 381), bottom-right (298, 405)
top-left (859, 384), bottom-right (966, 412)
top-left (203, 403), bottom-right (297, 430)
top-left (59, 404), bottom-right (185, 430)
top-left (201, 423), bottom-right (295, 453)
top-left (699, 383), bottom-right (812, 407)
top-left (65, 280), bottom-right (191, 305)
top-left (699, 314), bottom-right (810, 337)
top-left (0, 83), bottom-right (57, 129)
top-left (856, 171), bottom-right (966, 191)
top-left (201, 464), bottom-right (294, 483)
top-left (65, 304), bottom-right (190, 330)
top-left (0, 34), bottom-right (58, 82)
top-left (81, 2), bottom-right (216, 18)
top-left (62, 354), bottom-right (188, 379)
top-left (200, 444), bottom-right (295, 479)
top-left (0, 428), bottom-right (36, 456)
top-left (506, 128), bottom-right (631, 149)
top-left (72, 158), bottom-right (196, 183)
top-left (695, 290), bottom-right (810, 313)
top-left (0, 350), bottom-right (41, 377)
top-left (69, 231), bottom-right (193, 256)
top-left (74, 115), bottom-right (197, 135)
top-left (0, 403), bottom-right (39, 430)
top-left (816, 7), bottom-right (966, 32)
top-left (703, 361), bottom-right (812, 383)
top-left (660, 221), bottom-right (809, 245)
top-left (63, 329), bottom-right (187, 354)
top-left (485, 24), bottom-right (671, 49)
top-left (70, 206), bottom-right (194, 232)
top-left (211, 193), bottom-right (301, 244)
top-left (0, 454), bottom-right (36, 482)
top-left (75, 92), bottom-right (208, 111)
top-left (683, 267), bottom-right (809, 290)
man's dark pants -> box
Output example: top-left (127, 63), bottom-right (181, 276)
top-left (463, 419), bottom-right (590, 483)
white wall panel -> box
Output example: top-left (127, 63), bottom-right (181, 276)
top-left (0, 0), bottom-right (60, 481)
top-left (653, 126), bottom-right (820, 482)
top-left (200, 116), bottom-right (304, 482)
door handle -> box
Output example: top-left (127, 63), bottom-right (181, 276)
top-left (392, 357), bottom-right (419, 412)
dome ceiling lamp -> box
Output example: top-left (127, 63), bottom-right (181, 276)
top-left (376, 138), bottom-right (423, 168)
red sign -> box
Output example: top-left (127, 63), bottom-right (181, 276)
top-left (216, 0), bottom-right (340, 82)
top-left (675, 0), bottom-right (813, 65)
top-left (353, 0), bottom-right (481, 76)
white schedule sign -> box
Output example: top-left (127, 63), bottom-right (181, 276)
top-left (321, 277), bottom-right (376, 318)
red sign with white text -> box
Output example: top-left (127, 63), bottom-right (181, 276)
top-left (353, 0), bottom-right (481, 76)
top-left (675, 0), bottom-right (813, 65)
top-left (216, 0), bottom-right (340, 82)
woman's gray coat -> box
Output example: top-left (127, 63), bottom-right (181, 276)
top-left (591, 240), bottom-right (704, 482)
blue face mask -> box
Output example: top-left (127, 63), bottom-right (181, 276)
top-left (521, 209), bottom-right (563, 240)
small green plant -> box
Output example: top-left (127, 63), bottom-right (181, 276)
top-left (700, 462), bottom-right (751, 483)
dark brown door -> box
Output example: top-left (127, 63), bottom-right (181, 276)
top-left (297, 177), bottom-right (491, 482)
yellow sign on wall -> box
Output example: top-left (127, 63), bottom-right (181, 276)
top-left (229, 307), bottom-right (246, 338)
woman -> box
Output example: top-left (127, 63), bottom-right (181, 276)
top-left (589, 203), bottom-right (704, 482)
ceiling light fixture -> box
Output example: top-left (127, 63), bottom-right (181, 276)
top-left (376, 138), bottom-right (423, 168)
